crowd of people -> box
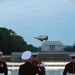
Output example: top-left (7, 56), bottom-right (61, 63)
top-left (0, 50), bottom-right (75, 75)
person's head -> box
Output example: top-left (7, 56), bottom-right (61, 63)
top-left (21, 50), bottom-right (32, 62)
top-left (69, 53), bottom-right (75, 63)
top-left (0, 51), bottom-right (3, 61)
top-left (32, 52), bottom-right (39, 62)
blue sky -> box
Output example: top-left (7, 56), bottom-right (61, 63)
top-left (0, 0), bottom-right (75, 47)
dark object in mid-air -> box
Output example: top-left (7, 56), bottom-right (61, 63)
top-left (34, 35), bottom-right (48, 41)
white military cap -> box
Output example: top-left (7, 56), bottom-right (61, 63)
top-left (69, 53), bottom-right (75, 58)
top-left (0, 51), bottom-right (3, 55)
top-left (21, 50), bottom-right (32, 60)
top-left (32, 52), bottom-right (38, 56)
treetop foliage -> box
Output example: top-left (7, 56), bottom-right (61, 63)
top-left (0, 27), bottom-right (38, 55)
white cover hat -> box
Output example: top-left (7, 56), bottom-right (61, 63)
top-left (32, 52), bottom-right (38, 56)
top-left (69, 53), bottom-right (75, 57)
top-left (22, 51), bottom-right (32, 60)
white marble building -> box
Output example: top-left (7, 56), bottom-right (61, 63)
top-left (41, 41), bottom-right (63, 51)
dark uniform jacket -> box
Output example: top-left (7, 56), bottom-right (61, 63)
top-left (32, 61), bottom-right (45, 75)
top-left (38, 66), bottom-right (45, 75)
top-left (0, 61), bottom-right (8, 75)
top-left (19, 62), bottom-right (40, 75)
top-left (63, 62), bottom-right (75, 75)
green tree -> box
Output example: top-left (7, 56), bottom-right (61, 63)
top-left (0, 27), bottom-right (38, 55)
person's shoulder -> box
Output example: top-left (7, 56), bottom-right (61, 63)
top-left (0, 61), bottom-right (7, 68)
top-left (20, 63), bottom-right (26, 68)
top-left (0, 61), bottom-right (7, 64)
top-left (20, 63), bottom-right (25, 66)
top-left (66, 62), bottom-right (72, 66)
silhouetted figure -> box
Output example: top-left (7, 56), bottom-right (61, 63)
top-left (32, 53), bottom-right (45, 75)
top-left (0, 51), bottom-right (8, 75)
top-left (63, 53), bottom-right (75, 75)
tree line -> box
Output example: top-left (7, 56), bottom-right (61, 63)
top-left (0, 27), bottom-right (39, 55)
top-left (63, 44), bottom-right (75, 52)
